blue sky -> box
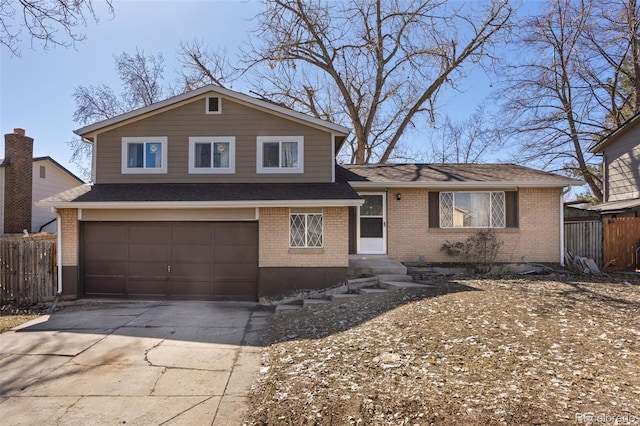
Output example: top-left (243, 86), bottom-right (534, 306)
top-left (1, 0), bottom-right (524, 179)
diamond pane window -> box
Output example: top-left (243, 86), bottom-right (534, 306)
top-left (440, 192), bottom-right (505, 228)
top-left (290, 213), bottom-right (323, 248)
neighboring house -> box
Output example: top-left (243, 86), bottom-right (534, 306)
top-left (588, 112), bottom-right (640, 217)
top-left (1, 129), bottom-right (84, 235)
top-left (37, 85), bottom-right (580, 301)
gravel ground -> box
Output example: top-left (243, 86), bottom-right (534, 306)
top-left (245, 274), bottom-right (640, 425)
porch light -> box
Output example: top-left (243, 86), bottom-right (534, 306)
top-left (396, 193), bottom-right (402, 201)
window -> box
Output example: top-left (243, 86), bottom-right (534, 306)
top-left (188, 137), bottom-right (236, 174)
top-left (206, 96), bottom-right (221, 114)
top-left (257, 136), bottom-right (304, 173)
top-left (439, 191), bottom-right (506, 228)
top-left (39, 165), bottom-right (46, 179)
top-left (290, 212), bottom-right (323, 248)
top-left (121, 137), bottom-right (168, 174)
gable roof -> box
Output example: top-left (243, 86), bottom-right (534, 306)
top-left (36, 182), bottom-right (362, 209)
top-left (0, 156), bottom-right (83, 183)
top-left (590, 112), bottom-right (640, 154)
top-left (338, 163), bottom-right (581, 188)
top-left (74, 85), bottom-right (350, 141)
top-left (32, 156), bottom-right (84, 184)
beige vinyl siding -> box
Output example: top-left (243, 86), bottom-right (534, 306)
top-left (31, 161), bottom-right (83, 233)
top-left (605, 126), bottom-right (640, 202)
top-left (95, 96), bottom-right (333, 183)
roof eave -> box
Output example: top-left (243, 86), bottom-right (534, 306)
top-left (36, 199), bottom-right (364, 209)
top-left (347, 180), bottom-right (582, 189)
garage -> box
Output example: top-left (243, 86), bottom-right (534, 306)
top-left (81, 221), bottom-right (258, 300)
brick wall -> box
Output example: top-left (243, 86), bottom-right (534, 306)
top-left (258, 207), bottom-right (349, 267)
top-left (3, 129), bottom-right (33, 233)
top-left (59, 208), bottom-right (79, 266)
top-left (387, 187), bottom-right (562, 263)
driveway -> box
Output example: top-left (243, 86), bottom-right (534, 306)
top-left (0, 300), bottom-right (270, 425)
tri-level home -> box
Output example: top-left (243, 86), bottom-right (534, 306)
top-left (39, 85), bottom-right (580, 301)
top-left (589, 112), bottom-right (640, 217)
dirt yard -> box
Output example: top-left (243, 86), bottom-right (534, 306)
top-left (246, 274), bottom-right (640, 425)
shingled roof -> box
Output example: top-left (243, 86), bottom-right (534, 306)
top-left (37, 182), bottom-right (362, 208)
top-left (338, 163), bottom-right (581, 188)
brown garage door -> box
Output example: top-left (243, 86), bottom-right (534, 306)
top-left (82, 222), bottom-right (258, 300)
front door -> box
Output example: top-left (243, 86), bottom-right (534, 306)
top-left (357, 193), bottom-right (386, 254)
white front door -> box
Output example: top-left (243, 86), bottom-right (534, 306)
top-left (357, 193), bottom-right (386, 254)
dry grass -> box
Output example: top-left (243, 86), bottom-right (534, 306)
top-left (246, 274), bottom-right (640, 425)
top-left (0, 305), bottom-right (48, 333)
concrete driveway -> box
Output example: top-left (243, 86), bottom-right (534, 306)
top-left (0, 300), bottom-right (270, 425)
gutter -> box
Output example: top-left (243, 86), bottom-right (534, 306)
top-left (347, 181), bottom-right (582, 189)
top-left (36, 199), bottom-right (364, 209)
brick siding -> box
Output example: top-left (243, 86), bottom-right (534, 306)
top-left (59, 208), bottom-right (78, 266)
top-left (387, 187), bottom-right (562, 263)
top-left (3, 132), bottom-right (33, 233)
top-left (259, 207), bottom-right (349, 267)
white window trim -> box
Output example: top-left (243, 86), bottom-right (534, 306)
top-left (188, 136), bottom-right (236, 174)
top-left (205, 96), bottom-right (222, 114)
top-left (256, 136), bottom-right (304, 174)
top-left (289, 211), bottom-right (323, 248)
top-left (121, 136), bottom-right (168, 174)
top-left (439, 191), bottom-right (506, 229)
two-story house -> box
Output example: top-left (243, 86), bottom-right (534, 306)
top-left (39, 85), bottom-right (579, 301)
top-left (589, 112), bottom-right (640, 217)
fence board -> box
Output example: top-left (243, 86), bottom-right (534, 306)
top-left (0, 236), bottom-right (57, 305)
top-left (564, 220), bottom-right (603, 266)
top-left (603, 217), bottom-right (640, 271)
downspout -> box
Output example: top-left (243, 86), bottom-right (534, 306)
top-left (560, 188), bottom-right (570, 267)
top-left (53, 207), bottom-right (63, 295)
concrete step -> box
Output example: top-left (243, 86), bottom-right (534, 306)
top-left (380, 281), bottom-right (435, 291)
top-left (275, 304), bottom-right (303, 311)
top-left (303, 298), bottom-right (331, 307)
top-left (375, 274), bottom-right (414, 282)
top-left (349, 256), bottom-right (407, 277)
top-left (359, 288), bottom-right (391, 295)
top-left (347, 276), bottom-right (378, 290)
top-left (330, 293), bottom-right (360, 301)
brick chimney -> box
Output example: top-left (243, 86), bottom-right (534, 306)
top-left (4, 128), bottom-right (34, 234)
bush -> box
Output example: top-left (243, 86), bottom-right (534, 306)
top-left (441, 229), bottom-right (503, 273)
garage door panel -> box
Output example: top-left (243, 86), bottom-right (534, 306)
top-left (128, 262), bottom-right (169, 278)
top-left (214, 225), bottom-right (257, 245)
top-left (171, 244), bottom-right (211, 262)
top-left (84, 278), bottom-right (126, 296)
top-left (172, 226), bottom-right (212, 244)
top-left (129, 225), bottom-right (170, 243)
top-left (84, 243), bottom-right (127, 261)
top-left (127, 280), bottom-right (169, 297)
top-left (84, 261), bottom-right (126, 277)
top-left (213, 245), bottom-right (257, 263)
top-left (170, 263), bottom-right (212, 280)
top-left (128, 244), bottom-right (170, 262)
top-left (214, 263), bottom-right (257, 281)
top-left (83, 221), bottom-right (257, 300)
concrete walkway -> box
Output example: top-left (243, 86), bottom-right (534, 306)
top-left (0, 300), bottom-right (270, 425)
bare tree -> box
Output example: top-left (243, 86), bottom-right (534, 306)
top-left (69, 49), bottom-right (166, 179)
top-left (502, 0), bottom-right (639, 201)
top-left (1, 0), bottom-right (113, 57)
top-left (245, 0), bottom-right (513, 164)
top-left (428, 106), bottom-right (504, 163)
top-left (175, 39), bottom-right (236, 92)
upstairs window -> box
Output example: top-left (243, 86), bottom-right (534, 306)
top-left (439, 191), bottom-right (506, 228)
top-left (188, 136), bottom-right (236, 174)
top-left (121, 137), bottom-right (167, 174)
top-left (206, 96), bottom-right (221, 114)
top-left (257, 136), bottom-right (304, 173)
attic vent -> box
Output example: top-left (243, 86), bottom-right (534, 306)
top-left (206, 96), bottom-right (221, 114)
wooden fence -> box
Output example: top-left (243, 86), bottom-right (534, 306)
top-left (0, 235), bottom-right (57, 305)
top-left (564, 220), bottom-right (603, 267)
top-left (603, 217), bottom-right (640, 271)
